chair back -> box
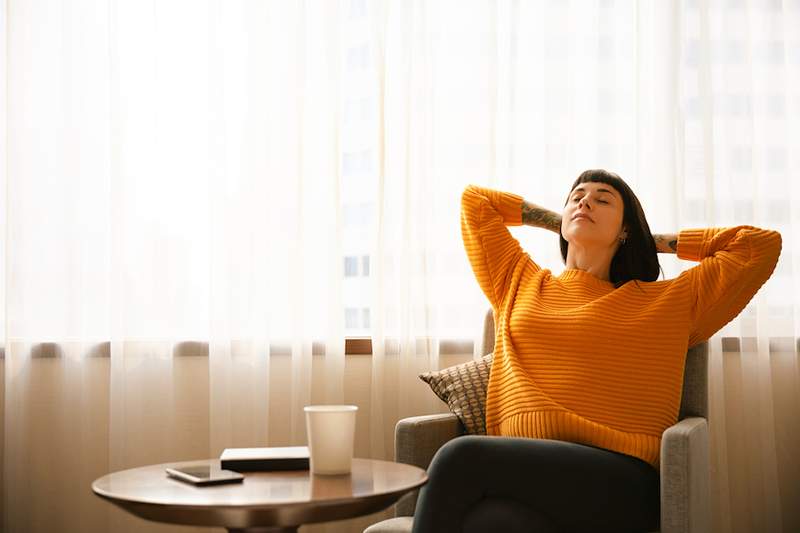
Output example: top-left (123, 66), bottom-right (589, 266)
top-left (480, 309), bottom-right (708, 420)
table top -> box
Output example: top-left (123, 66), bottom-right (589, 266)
top-left (92, 457), bottom-right (427, 530)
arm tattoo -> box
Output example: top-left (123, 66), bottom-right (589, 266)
top-left (653, 233), bottom-right (679, 254)
top-left (521, 200), bottom-right (562, 233)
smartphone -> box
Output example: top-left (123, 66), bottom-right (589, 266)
top-left (165, 464), bottom-right (245, 486)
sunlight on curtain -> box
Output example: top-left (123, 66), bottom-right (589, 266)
top-left (3, 0), bottom-right (347, 531)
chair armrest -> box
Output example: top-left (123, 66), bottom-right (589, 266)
top-left (660, 417), bottom-right (711, 533)
top-left (394, 412), bottom-right (464, 517)
top-left (395, 413), bottom-right (464, 468)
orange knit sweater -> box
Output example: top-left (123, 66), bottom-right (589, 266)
top-left (461, 185), bottom-right (782, 468)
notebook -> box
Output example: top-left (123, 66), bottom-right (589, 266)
top-left (219, 446), bottom-right (310, 472)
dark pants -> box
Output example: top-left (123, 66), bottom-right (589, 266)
top-left (411, 435), bottom-right (660, 533)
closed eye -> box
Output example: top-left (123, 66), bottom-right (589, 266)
top-left (572, 197), bottom-right (609, 204)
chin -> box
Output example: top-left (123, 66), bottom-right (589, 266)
top-left (566, 234), bottom-right (613, 248)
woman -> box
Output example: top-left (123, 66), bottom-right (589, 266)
top-left (412, 169), bottom-right (782, 533)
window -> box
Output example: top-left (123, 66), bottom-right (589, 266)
top-left (341, 3), bottom-right (376, 339)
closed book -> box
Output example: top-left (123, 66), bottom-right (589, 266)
top-left (220, 446), bottom-right (310, 472)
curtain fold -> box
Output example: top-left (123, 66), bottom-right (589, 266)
top-left (2, 1), bottom-right (798, 532)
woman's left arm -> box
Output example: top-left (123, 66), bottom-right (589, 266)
top-left (673, 226), bottom-right (782, 346)
top-left (653, 233), bottom-right (679, 254)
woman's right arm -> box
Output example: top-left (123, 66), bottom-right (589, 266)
top-left (461, 185), bottom-right (553, 308)
top-left (521, 200), bottom-right (562, 233)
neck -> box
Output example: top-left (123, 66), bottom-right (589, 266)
top-left (564, 243), bottom-right (618, 282)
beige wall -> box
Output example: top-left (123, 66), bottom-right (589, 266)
top-left (0, 350), bottom-right (471, 533)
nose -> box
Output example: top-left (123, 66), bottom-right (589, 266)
top-left (578, 197), bottom-right (591, 210)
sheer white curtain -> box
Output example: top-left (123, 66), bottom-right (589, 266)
top-left (2, 1), bottom-right (799, 533)
top-left (3, 1), bottom-right (348, 531)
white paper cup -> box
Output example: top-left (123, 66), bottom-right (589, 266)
top-left (304, 405), bottom-right (358, 475)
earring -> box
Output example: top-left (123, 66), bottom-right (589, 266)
top-left (619, 236), bottom-right (627, 244)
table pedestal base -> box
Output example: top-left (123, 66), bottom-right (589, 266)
top-left (227, 528), bottom-right (298, 533)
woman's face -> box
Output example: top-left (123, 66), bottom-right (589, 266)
top-left (561, 181), bottom-right (627, 249)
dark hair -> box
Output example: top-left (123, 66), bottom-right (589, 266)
top-left (559, 169), bottom-right (661, 288)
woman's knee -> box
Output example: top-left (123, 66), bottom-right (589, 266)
top-left (427, 436), bottom-right (487, 476)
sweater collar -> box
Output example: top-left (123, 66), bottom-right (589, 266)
top-left (557, 268), bottom-right (615, 289)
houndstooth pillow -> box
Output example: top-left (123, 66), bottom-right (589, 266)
top-left (419, 353), bottom-right (493, 435)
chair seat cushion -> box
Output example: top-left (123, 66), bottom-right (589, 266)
top-left (362, 516), bottom-right (413, 533)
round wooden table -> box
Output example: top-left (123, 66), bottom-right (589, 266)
top-left (92, 457), bottom-right (427, 532)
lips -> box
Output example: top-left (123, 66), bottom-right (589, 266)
top-left (572, 214), bottom-right (593, 222)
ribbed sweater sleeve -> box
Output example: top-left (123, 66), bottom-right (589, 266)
top-left (460, 185), bottom-right (532, 309)
top-left (678, 226), bottom-right (782, 346)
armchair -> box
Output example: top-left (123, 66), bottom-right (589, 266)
top-left (366, 309), bottom-right (710, 533)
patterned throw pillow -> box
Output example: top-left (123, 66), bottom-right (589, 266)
top-left (419, 353), bottom-right (493, 435)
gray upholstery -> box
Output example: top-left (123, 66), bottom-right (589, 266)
top-left (660, 417), bottom-right (711, 533)
top-left (480, 306), bottom-right (495, 365)
top-left (679, 342), bottom-right (708, 419)
top-left (365, 310), bottom-right (711, 533)
top-left (363, 517), bottom-right (413, 533)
